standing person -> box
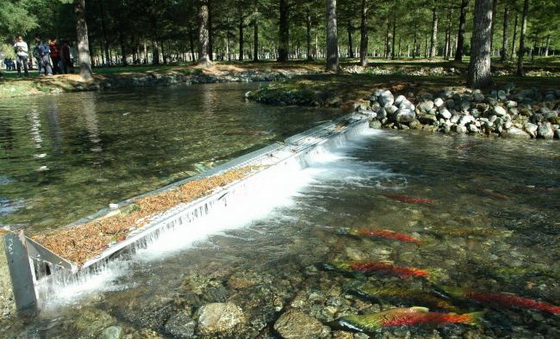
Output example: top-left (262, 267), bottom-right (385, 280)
top-left (33, 36), bottom-right (52, 76)
top-left (13, 36), bottom-right (29, 77)
top-left (49, 39), bottom-right (61, 74)
top-left (60, 40), bottom-right (74, 74)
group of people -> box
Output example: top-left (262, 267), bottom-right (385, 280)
top-left (12, 35), bottom-right (74, 77)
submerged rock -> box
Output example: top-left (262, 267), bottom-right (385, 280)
top-left (273, 309), bottom-right (330, 338)
top-left (196, 302), bottom-right (245, 335)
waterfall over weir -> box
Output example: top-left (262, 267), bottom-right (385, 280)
top-left (4, 112), bottom-right (374, 312)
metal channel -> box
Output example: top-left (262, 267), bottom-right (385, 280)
top-left (3, 113), bottom-right (371, 312)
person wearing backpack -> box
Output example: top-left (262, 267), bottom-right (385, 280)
top-left (34, 35), bottom-right (52, 76)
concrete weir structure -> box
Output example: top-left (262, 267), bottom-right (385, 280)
top-left (3, 112), bottom-right (373, 313)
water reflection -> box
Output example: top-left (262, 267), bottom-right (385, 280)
top-left (0, 83), bottom-right (340, 232)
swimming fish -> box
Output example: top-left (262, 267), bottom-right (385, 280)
top-left (337, 227), bottom-right (421, 244)
top-left (336, 307), bottom-right (483, 332)
top-left (382, 194), bottom-right (436, 204)
top-left (438, 287), bottom-right (560, 315)
top-left (426, 227), bottom-right (512, 237)
top-left (353, 286), bottom-right (461, 312)
top-left (324, 260), bottom-right (429, 279)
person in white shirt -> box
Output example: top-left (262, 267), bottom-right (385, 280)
top-left (13, 35), bottom-right (29, 77)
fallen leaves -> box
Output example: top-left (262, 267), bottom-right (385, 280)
top-left (32, 167), bottom-right (254, 266)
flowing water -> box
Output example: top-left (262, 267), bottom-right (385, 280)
top-left (1, 84), bottom-right (560, 338)
top-left (0, 83), bottom-right (340, 233)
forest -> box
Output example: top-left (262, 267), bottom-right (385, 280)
top-left (0, 0), bottom-right (559, 77)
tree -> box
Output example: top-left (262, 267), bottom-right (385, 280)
top-left (468, 0), bottom-right (493, 88)
top-left (454, 0), bottom-right (470, 62)
top-left (429, 1), bottom-right (438, 58)
top-left (278, 0), bottom-right (289, 62)
top-left (516, 0), bottom-right (528, 76)
top-left (500, 3), bottom-right (510, 62)
top-left (75, 0), bottom-right (93, 79)
top-left (198, 0), bottom-right (212, 66)
top-left (325, 0), bottom-right (338, 71)
top-left (359, 0), bottom-right (368, 66)
top-left (0, 1), bottom-right (38, 37)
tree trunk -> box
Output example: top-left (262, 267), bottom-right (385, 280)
top-left (198, 0), bottom-right (212, 66)
top-left (516, 0), bottom-right (529, 76)
top-left (468, 0), bottom-right (493, 89)
top-left (490, 0), bottom-right (497, 56)
top-left (347, 20), bottom-right (354, 58)
top-left (74, 0), bottom-right (93, 80)
top-left (278, 0), bottom-right (289, 62)
top-left (454, 0), bottom-right (469, 62)
top-left (152, 40), bottom-right (160, 65)
top-left (429, 4), bottom-right (438, 58)
top-left (238, 8), bottom-right (244, 61)
top-left (391, 13), bottom-right (397, 59)
top-left (325, 0), bottom-right (338, 72)
top-left (500, 5), bottom-right (510, 62)
top-left (306, 10), bottom-right (313, 61)
top-left (253, 12), bottom-right (259, 61)
top-left (511, 13), bottom-right (518, 63)
top-left (359, 0), bottom-right (368, 66)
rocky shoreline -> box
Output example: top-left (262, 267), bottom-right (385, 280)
top-left (358, 85), bottom-right (560, 140)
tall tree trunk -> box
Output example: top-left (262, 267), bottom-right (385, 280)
top-left (347, 21), bottom-right (354, 58)
top-left (516, 0), bottom-right (529, 76)
top-left (238, 8), bottom-right (244, 61)
top-left (306, 10), bottom-right (313, 61)
top-left (278, 0), bottom-right (289, 62)
top-left (359, 0), bottom-right (368, 66)
top-left (325, 0), bottom-right (338, 72)
top-left (500, 5), bottom-right (510, 62)
top-left (544, 35), bottom-right (550, 57)
top-left (189, 26), bottom-right (196, 62)
top-left (511, 14), bottom-right (518, 63)
top-left (152, 40), bottom-right (160, 65)
top-left (253, 12), bottom-right (259, 61)
top-left (75, 0), bottom-right (93, 80)
top-left (429, 4), bottom-right (438, 58)
top-left (391, 13), bottom-right (397, 59)
top-left (119, 32), bottom-right (127, 65)
top-left (198, 0), bottom-right (212, 66)
top-left (412, 23), bottom-right (418, 59)
top-left (490, 0), bottom-right (497, 56)
top-left (385, 21), bottom-right (392, 59)
top-left (468, 0), bottom-right (493, 89)
top-left (455, 0), bottom-right (469, 62)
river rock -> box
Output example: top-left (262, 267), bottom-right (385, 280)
top-left (273, 309), bottom-right (329, 338)
top-left (417, 100), bottom-right (434, 113)
top-left (504, 127), bottom-right (531, 139)
top-left (196, 302), bottom-right (245, 335)
top-left (379, 90), bottom-right (395, 107)
top-left (395, 109), bottom-right (416, 123)
top-left (100, 326), bottom-right (124, 339)
top-left (164, 311), bottom-right (196, 338)
top-left (537, 122), bottom-right (554, 139)
top-left (494, 105), bottom-right (507, 117)
top-left (434, 97), bottom-right (444, 107)
top-left (524, 123), bottom-right (539, 137)
top-left (394, 94), bottom-right (406, 107)
top-left (370, 101), bottom-right (381, 113)
top-left (456, 125), bottom-right (467, 134)
top-left (438, 107), bottom-right (452, 120)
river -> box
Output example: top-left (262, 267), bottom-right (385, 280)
top-left (1, 83), bottom-right (559, 338)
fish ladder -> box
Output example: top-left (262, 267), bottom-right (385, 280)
top-left (3, 112), bottom-right (373, 313)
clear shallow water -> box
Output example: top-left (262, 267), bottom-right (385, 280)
top-left (0, 83), bottom-right (340, 232)
top-left (2, 125), bottom-right (559, 338)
